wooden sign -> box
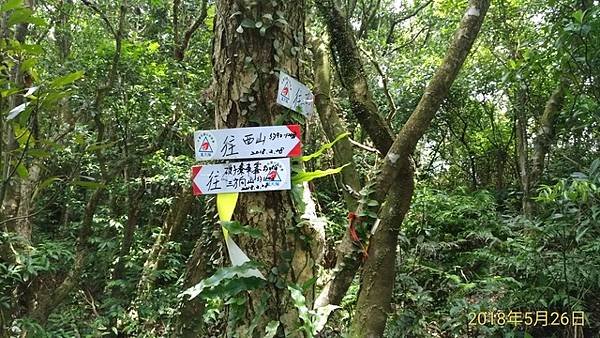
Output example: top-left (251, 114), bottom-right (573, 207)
top-left (194, 125), bottom-right (301, 161)
top-left (191, 158), bottom-right (291, 195)
top-left (277, 72), bottom-right (314, 116)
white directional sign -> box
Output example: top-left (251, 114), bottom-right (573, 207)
top-left (191, 158), bottom-right (291, 195)
top-left (194, 125), bottom-right (302, 161)
top-left (277, 72), bottom-right (314, 117)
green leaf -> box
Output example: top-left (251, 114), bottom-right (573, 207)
top-left (50, 71), bottom-right (84, 88)
top-left (1, 88), bottom-right (21, 98)
top-left (240, 18), bottom-right (255, 28)
top-left (292, 164), bottom-right (349, 184)
top-left (1, 0), bottom-right (22, 13)
top-left (15, 163), bottom-right (28, 179)
top-left (300, 132), bottom-right (350, 162)
top-left (264, 321), bottom-right (280, 338)
top-left (367, 200), bottom-right (379, 207)
top-left (32, 177), bottom-right (62, 200)
top-left (73, 180), bottom-right (105, 189)
top-left (7, 8), bottom-right (45, 26)
top-left (572, 10), bottom-right (584, 23)
top-left (221, 221), bottom-right (263, 238)
top-left (181, 262), bottom-right (264, 300)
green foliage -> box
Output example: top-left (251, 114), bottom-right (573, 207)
top-left (1, 0), bottom-right (599, 337)
top-left (221, 221), bottom-right (263, 239)
top-left (181, 262), bottom-right (266, 301)
top-left (292, 164), bottom-right (349, 185)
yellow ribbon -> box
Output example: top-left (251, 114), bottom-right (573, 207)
top-left (217, 192), bottom-right (239, 237)
top-left (216, 192), bottom-right (264, 279)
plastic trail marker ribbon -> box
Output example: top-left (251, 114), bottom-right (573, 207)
top-left (216, 192), bottom-right (265, 279)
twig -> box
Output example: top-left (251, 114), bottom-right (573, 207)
top-left (349, 138), bottom-right (380, 154)
top-left (359, 46), bottom-right (398, 122)
top-left (80, 0), bottom-right (117, 39)
top-left (385, 0), bottom-right (433, 45)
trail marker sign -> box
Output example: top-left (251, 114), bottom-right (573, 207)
top-left (277, 72), bottom-right (314, 117)
top-left (194, 125), bottom-right (301, 161)
top-left (191, 158), bottom-right (291, 195)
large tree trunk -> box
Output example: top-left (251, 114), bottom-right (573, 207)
top-left (530, 78), bottom-right (568, 187)
top-left (210, 0), bottom-right (321, 335)
top-left (315, 0), bottom-right (395, 309)
top-left (316, 0), bottom-right (394, 154)
top-left (312, 35), bottom-right (364, 309)
top-left (348, 1), bottom-right (490, 336)
top-left (315, 0), bottom-right (489, 316)
top-left (312, 35), bottom-right (361, 210)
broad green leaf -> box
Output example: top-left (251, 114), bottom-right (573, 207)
top-left (7, 8), bottom-right (45, 26)
top-left (15, 163), bottom-right (28, 178)
top-left (572, 10), bottom-right (584, 23)
top-left (73, 180), bottom-right (105, 189)
top-left (1, 88), bottom-right (21, 98)
top-left (240, 18), bottom-right (255, 28)
top-left (221, 221), bottom-right (263, 238)
top-left (301, 132), bottom-right (350, 162)
top-left (50, 71), bottom-right (84, 88)
top-left (1, 0), bottom-right (22, 12)
top-left (264, 321), bottom-right (280, 338)
top-left (32, 177), bottom-right (62, 199)
top-left (181, 262), bottom-right (263, 300)
top-left (292, 164), bottom-right (349, 184)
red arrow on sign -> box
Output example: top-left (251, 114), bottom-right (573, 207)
top-left (191, 165), bottom-right (203, 195)
top-left (194, 125), bottom-right (302, 161)
top-left (286, 124), bottom-right (301, 157)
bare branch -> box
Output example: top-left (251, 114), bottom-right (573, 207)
top-left (80, 0), bottom-right (117, 39)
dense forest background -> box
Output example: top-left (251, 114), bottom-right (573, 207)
top-left (1, 0), bottom-right (599, 337)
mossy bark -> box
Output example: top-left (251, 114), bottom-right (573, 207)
top-left (211, 1), bottom-right (320, 335)
top-left (349, 1), bottom-right (490, 336)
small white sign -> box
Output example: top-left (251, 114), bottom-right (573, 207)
top-left (277, 72), bottom-right (314, 116)
top-left (194, 125), bottom-right (302, 161)
top-left (191, 158), bottom-right (291, 195)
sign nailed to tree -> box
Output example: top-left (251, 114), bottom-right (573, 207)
top-left (191, 158), bottom-right (291, 195)
top-left (194, 125), bottom-right (302, 161)
top-left (277, 72), bottom-right (314, 117)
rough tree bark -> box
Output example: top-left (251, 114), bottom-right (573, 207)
top-left (515, 88), bottom-right (532, 216)
top-left (209, 0), bottom-right (322, 335)
top-left (530, 78), bottom-right (569, 188)
top-left (173, 200), bottom-right (218, 337)
top-left (349, 1), bottom-right (490, 336)
top-left (315, 0), bottom-right (395, 309)
top-left (316, 0), bottom-right (394, 154)
top-left (312, 35), bottom-right (361, 210)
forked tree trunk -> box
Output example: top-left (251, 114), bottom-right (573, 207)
top-left (211, 0), bottom-right (320, 335)
top-left (348, 1), bottom-right (491, 336)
